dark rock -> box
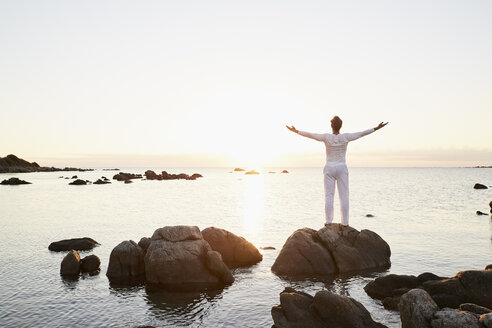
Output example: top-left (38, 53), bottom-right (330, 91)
top-left (423, 269), bottom-right (492, 309)
top-left (60, 250), bottom-right (81, 276)
top-left (138, 237), bottom-right (151, 252)
top-left (486, 264), bottom-right (492, 270)
top-left (459, 303), bottom-right (492, 315)
top-left (272, 224), bottom-right (391, 277)
top-left (431, 308), bottom-right (480, 328)
top-left (93, 179), bottom-right (110, 184)
top-left (144, 226), bottom-right (233, 291)
top-left (202, 227), bottom-right (262, 267)
top-left (144, 170), bottom-right (202, 181)
top-left (124, 180), bottom-right (133, 184)
top-left (80, 255), bottom-right (101, 274)
top-left (234, 168), bottom-right (245, 171)
top-left (69, 179), bottom-right (87, 185)
top-left (431, 294), bottom-right (465, 309)
top-left (49, 237), bottom-right (99, 251)
top-left (417, 272), bottom-right (447, 284)
top-left (474, 183), bottom-right (488, 189)
top-left (271, 287), bottom-right (387, 328)
top-left (144, 170), bottom-right (160, 180)
top-left (113, 172), bottom-right (142, 181)
top-left (190, 173), bottom-right (203, 179)
top-left (245, 170), bottom-right (259, 175)
top-left (0, 154), bottom-right (92, 173)
top-left (107, 240), bottom-right (145, 284)
top-left (480, 313), bottom-right (492, 327)
top-left (0, 177), bottom-right (31, 185)
top-left (365, 214), bottom-right (375, 217)
top-left (399, 289), bottom-right (439, 328)
top-left (261, 246), bottom-right (276, 250)
top-left (205, 251), bottom-right (234, 283)
top-left (477, 210), bottom-right (488, 215)
top-left (71, 175), bottom-right (77, 179)
top-left (383, 296), bottom-right (401, 310)
top-left (365, 274), bottom-right (420, 300)
top-left (281, 170), bottom-right (289, 173)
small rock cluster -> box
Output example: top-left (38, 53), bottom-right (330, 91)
top-left (106, 225), bottom-right (262, 291)
top-left (399, 288), bottom-right (492, 328)
top-left (50, 237), bottom-right (102, 277)
top-left (113, 172), bottom-right (143, 182)
top-left (144, 170), bottom-right (202, 181)
top-left (271, 287), bottom-right (387, 328)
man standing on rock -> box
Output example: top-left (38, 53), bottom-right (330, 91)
top-left (286, 116), bottom-right (388, 226)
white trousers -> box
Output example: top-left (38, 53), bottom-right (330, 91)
top-left (323, 164), bottom-right (349, 226)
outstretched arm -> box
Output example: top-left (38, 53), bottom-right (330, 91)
top-left (286, 125), bottom-right (325, 141)
top-left (346, 122), bottom-right (388, 141)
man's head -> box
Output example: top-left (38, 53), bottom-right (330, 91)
top-left (331, 116), bottom-right (342, 132)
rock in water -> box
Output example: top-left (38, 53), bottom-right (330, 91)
top-left (364, 274), bottom-right (421, 300)
top-left (202, 227), bottom-right (262, 267)
top-left (49, 237), bottom-right (99, 251)
top-left (80, 255), bottom-right (101, 274)
top-left (144, 226), bottom-right (234, 291)
top-left (93, 179), bottom-right (110, 185)
top-left (271, 287), bottom-right (387, 328)
top-left (106, 240), bottom-right (145, 284)
top-left (60, 250), bottom-right (81, 276)
top-left (271, 228), bottom-right (337, 276)
top-left (69, 179), bottom-right (87, 185)
top-left (271, 224), bottom-right (391, 277)
top-left (0, 177), bottom-right (31, 185)
top-left (422, 269), bottom-right (492, 309)
top-left (474, 183), bottom-right (488, 189)
top-left (399, 289), bottom-right (439, 328)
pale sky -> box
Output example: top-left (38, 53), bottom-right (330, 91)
top-left (1, 1), bottom-right (491, 167)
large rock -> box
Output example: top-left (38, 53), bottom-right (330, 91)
top-left (69, 179), bottom-right (87, 185)
top-left (399, 289), bottom-right (439, 328)
top-left (430, 308), bottom-right (480, 328)
top-left (80, 255), bottom-right (101, 274)
top-left (423, 269), bottom-right (492, 309)
top-left (144, 170), bottom-right (203, 181)
top-left (113, 172), bottom-right (142, 181)
top-left (202, 227), bottom-right (262, 267)
top-left (480, 313), bottom-right (492, 328)
top-left (271, 287), bottom-right (387, 328)
top-left (60, 250), bottom-right (81, 276)
top-left (49, 237), bottom-right (99, 251)
top-left (272, 224), bottom-right (390, 277)
top-left (0, 177), bottom-right (31, 185)
top-left (106, 240), bottom-right (145, 284)
top-left (144, 226), bottom-right (234, 290)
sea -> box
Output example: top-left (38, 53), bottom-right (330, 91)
top-left (0, 167), bottom-right (491, 327)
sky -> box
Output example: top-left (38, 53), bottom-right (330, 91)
top-left (1, 0), bottom-right (491, 167)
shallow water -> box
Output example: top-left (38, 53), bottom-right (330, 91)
top-left (0, 167), bottom-right (491, 327)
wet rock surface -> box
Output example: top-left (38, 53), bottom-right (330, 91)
top-left (49, 237), bottom-right (99, 251)
top-left (1, 177), bottom-right (31, 185)
top-left (271, 224), bottom-right (391, 277)
top-left (271, 287), bottom-right (387, 328)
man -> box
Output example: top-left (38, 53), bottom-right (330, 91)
top-left (286, 116), bottom-right (388, 226)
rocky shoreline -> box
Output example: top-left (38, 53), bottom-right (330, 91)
top-left (0, 154), bottom-right (92, 173)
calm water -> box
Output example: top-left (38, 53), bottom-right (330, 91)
top-left (0, 167), bottom-right (491, 327)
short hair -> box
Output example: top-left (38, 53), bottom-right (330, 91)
top-left (331, 116), bottom-right (342, 131)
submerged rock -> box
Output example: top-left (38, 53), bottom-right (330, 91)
top-left (271, 224), bottom-right (391, 277)
top-left (0, 177), bottom-right (31, 185)
top-left (202, 227), bottom-right (262, 267)
top-left (474, 183), bottom-right (488, 189)
top-left (107, 240), bottom-right (145, 284)
top-left (60, 250), bottom-right (81, 276)
top-left (69, 179), bottom-right (87, 185)
top-left (93, 179), bottom-right (111, 185)
top-left (245, 170), bottom-right (259, 175)
top-left (144, 226), bottom-right (233, 291)
top-left (271, 287), bottom-right (387, 328)
top-left (49, 237), bottom-right (99, 251)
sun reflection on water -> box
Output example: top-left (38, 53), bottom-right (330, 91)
top-left (241, 174), bottom-right (265, 242)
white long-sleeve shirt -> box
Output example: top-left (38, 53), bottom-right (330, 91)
top-left (298, 128), bottom-right (375, 166)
